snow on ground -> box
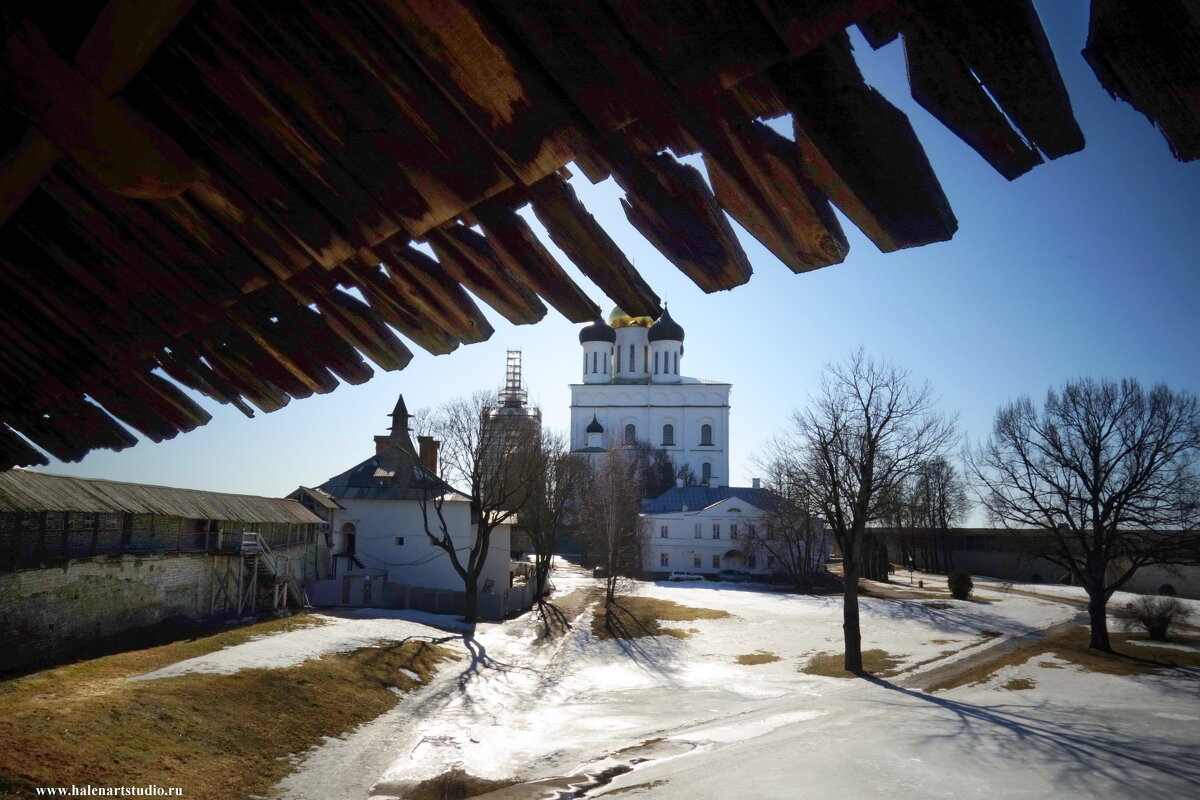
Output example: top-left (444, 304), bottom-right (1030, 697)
top-left (164, 560), bottom-right (1195, 800)
top-left (130, 610), bottom-right (471, 681)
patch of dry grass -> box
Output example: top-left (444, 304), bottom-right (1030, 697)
top-left (923, 628), bottom-right (1200, 693)
top-left (0, 617), bottom-right (453, 800)
top-left (801, 649), bottom-right (906, 678)
top-left (591, 596), bottom-right (731, 640)
top-left (1001, 677), bottom-right (1036, 691)
top-left (736, 651), bottom-right (781, 665)
top-left (403, 769), bottom-right (515, 800)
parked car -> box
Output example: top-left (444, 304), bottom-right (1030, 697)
top-left (716, 569), bottom-right (753, 583)
top-left (668, 570), bottom-right (703, 582)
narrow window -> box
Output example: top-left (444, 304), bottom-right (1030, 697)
top-left (616, 347), bottom-right (621, 372)
top-left (730, 523), bottom-right (739, 540)
top-left (660, 552), bottom-right (669, 567)
top-left (693, 554), bottom-right (702, 568)
top-left (629, 343), bottom-right (634, 371)
top-left (395, 536), bottom-right (405, 546)
top-left (701, 424), bottom-right (713, 446)
top-left (702, 462), bottom-right (712, 483)
top-left (660, 525), bottom-right (669, 538)
top-left (662, 424), bottom-right (674, 446)
top-left (674, 351), bottom-right (678, 374)
top-left (694, 523), bottom-right (701, 539)
top-left (712, 523), bottom-right (720, 539)
top-left (712, 554), bottom-right (720, 569)
top-left (748, 524), bottom-right (757, 537)
top-left (592, 351), bottom-right (597, 373)
top-left (624, 423), bottom-right (636, 445)
top-left (654, 351), bottom-right (659, 374)
top-left (748, 554), bottom-right (757, 569)
top-left (584, 353), bottom-right (588, 374)
top-left (644, 345), bottom-right (648, 372)
top-left (767, 555), bottom-right (776, 569)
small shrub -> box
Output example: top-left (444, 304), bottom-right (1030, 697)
top-left (1116, 595), bottom-right (1191, 641)
top-left (948, 570), bottom-right (973, 600)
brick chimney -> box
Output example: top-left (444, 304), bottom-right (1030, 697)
top-left (418, 435), bottom-right (440, 474)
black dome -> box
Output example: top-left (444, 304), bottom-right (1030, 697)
top-left (579, 318), bottom-right (616, 343)
top-left (648, 307), bottom-right (685, 342)
top-left (586, 414), bottom-right (605, 434)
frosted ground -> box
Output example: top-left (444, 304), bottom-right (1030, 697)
top-left (136, 563), bottom-right (1200, 798)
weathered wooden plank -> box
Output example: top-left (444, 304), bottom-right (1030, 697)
top-left (426, 225), bottom-right (549, 326)
top-left (526, 173), bottom-right (660, 319)
top-left (154, 346), bottom-right (257, 417)
top-left (605, 0), bottom-right (783, 99)
top-left (0, 424), bottom-right (49, 470)
top-left (288, 280), bottom-right (415, 374)
top-left (370, 0), bottom-right (582, 187)
top-left (1083, 0), bottom-right (1200, 162)
top-left (754, 0), bottom-right (893, 56)
top-left (903, 25), bottom-right (1043, 181)
top-left (769, 33), bottom-right (957, 252)
top-left (472, 198), bottom-right (600, 323)
top-left (0, 20), bottom-right (199, 199)
top-left (87, 370), bottom-right (211, 442)
top-left (704, 119), bottom-right (849, 273)
top-left (905, 0), bottom-right (1084, 161)
top-left (334, 258), bottom-right (463, 355)
top-left (610, 150), bottom-right (753, 292)
top-left (187, 326), bottom-right (312, 407)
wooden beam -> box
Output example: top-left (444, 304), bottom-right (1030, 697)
top-left (704, 119), bottom-right (849, 273)
top-left (426, 224), bottom-right (549, 326)
top-left (769, 33), bottom-right (957, 252)
top-left (526, 173), bottom-right (661, 319)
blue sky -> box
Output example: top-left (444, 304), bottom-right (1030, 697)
top-left (37, 4), bottom-right (1200, 515)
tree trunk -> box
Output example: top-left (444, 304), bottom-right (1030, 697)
top-left (464, 581), bottom-right (478, 624)
top-left (842, 556), bottom-right (863, 672)
top-left (1086, 589), bottom-right (1111, 651)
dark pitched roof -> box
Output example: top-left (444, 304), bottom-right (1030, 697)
top-left (0, 469), bottom-right (321, 524)
top-left (641, 486), bottom-right (780, 514)
top-left (318, 445), bottom-right (464, 503)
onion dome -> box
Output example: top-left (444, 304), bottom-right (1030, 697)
top-left (607, 305), bottom-right (655, 329)
top-left (648, 307), bottom-right (685, 342)
top-left (586, 414), bottom-right (605, 434)
top-left (578, 317), bottom-right (617, 343)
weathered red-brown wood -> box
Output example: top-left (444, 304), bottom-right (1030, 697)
top-left (904, 0), bottom-right (1084, 161)
top-left (754, 0), bottom-right (894, 56)
top-left (705, 119), bottom-right (849, 273)
top-left (903, 26), bottom-right (1043, 181)
top-left (609, 150), bottom-right (753, 292)
top-left (472, 199), bottom-right (600, 323)
top-left (177, 335), bottom-right (292, 414)
top-left (0, 20), bottom-right (199, 199)
top-left (154, 346), bottom-right (257, 418)
top-left (284, 273), bottom-right (415, 373)
top-left (426, 225), bottom-right (549, 326)
top-left (770, 34), bottom-right (956, 252)
top-left (370, 0), bottom-right (582, 188)
top-left (370, 242), bottom-right (497, 345)
top-left (1084, 0), bottom-right (1200, 162)
top-left (526, 173), bottom-right (660, 319)
top-left (333, 258), bottom-right (462, 356)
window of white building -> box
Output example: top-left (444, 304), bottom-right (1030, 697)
top-left (711, 554), bottom-right (720, 568)
top-left (624, 423), bottom-right (636, 445)
top-left (694, 523), bottom-right (701, 538)
top-left (660, 552), bottom-right (669, 567)
top-left (659, 525), bottom-right (668, 538)
top-left (693, 554), bottom-right (702, 568)
top-left (730, 523), bottom-right (739, 540)
top-left (712, 523), bottom-right (720, 539)
top-left (700, 424), bottom-right (713, 446)
top-left (662, 424), bottom-right (674, 446)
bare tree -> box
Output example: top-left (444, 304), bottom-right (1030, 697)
top-left (884, 457), bottom-right (969, 573)
top-left (417, 391), bottom-right (539, 623)
top-left (751, 445), bottom-right (827, 591)
top-left (970, 378), bottom-right (1200, 651)
top-left (521, 430), bottom-right (586, 600)
top-left (784, 349), bottom-right (957, 672)
top-left (578, 447), bottom-right (645, 614)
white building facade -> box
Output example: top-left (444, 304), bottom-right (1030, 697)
top-left (640, 487), bottom-right (832, 580)
top-left (571, 307), bottom-right (731, 487)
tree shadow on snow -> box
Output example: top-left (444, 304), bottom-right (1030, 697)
top-left (864, 676), bottom-right (1200, 794)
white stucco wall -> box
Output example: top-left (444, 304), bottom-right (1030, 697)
top-left (570, 381), bottom-right (731, 485)
top-left (331, 497), bottom-right (511, 594)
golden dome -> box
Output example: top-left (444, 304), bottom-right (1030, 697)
top-left (607, 305), bottom-right (654, 328)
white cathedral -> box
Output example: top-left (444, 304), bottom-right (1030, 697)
top-left (570, 306), bottom-right (730, 487)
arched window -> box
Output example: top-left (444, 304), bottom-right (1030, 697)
top-left (629, 343), bottom-right (635, 372)
top-left (673, 351), bottom-right (679, 374)
top-left (700, 424), bottom-right (713, 446)
top-left (701, 462), bottom-right (712, 483)
top-left (662, 424), bottom-right (674, 446)
top-left (624, 423), bottom-right (636, 445)
top-left (654, 351), bottom-right (659, 374)
top-left (616, 347), bottom-right (621, 372)
top-left (591, 351), bottom-right (597, 373)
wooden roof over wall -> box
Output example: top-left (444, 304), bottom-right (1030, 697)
top-left (0, 0), bottom-right (1196, 471)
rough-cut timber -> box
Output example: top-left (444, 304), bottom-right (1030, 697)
top-left (0, 0), bottom-right (1192, 470)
